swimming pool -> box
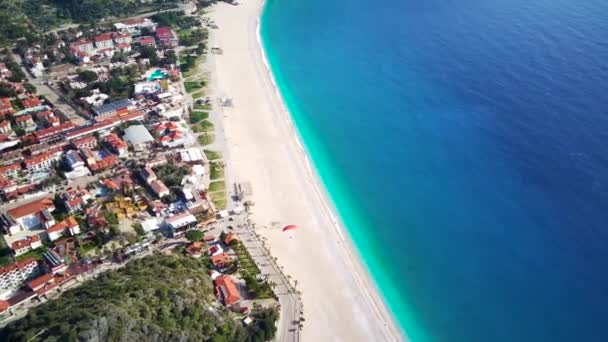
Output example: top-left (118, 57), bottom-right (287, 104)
top-left (147, 69), bottom-right (167, 81)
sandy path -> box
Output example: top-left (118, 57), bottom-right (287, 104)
top-left (206, 1), bottom-right (404, 341)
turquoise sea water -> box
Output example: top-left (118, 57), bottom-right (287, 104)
top-left (261, 0), bottom-right (608, 341)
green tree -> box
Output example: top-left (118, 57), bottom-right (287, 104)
top-left (185, 230), bottom-right (204, 242)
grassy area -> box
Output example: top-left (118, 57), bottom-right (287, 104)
top-left (210, 162), bottom-right (225, 180)
top-left (192, 91), bottom-right (205, 99)
top-left (208, 180), bottom-right (226, 192)
top-left (198, 120), bottom-right (214, 132)
top-left (181, 55), bottom-right (204, 78)
top-left (204, 149), bottom-right (222, 160)
top-left (233, 244), bottom-right (274, 299)
top-left (194, 103), bottom-right (212, 111)
top-left (209, 191), bottom-right (227, 210)
top-left (0, 235), bottom-right (13, 266)
top-left (197, 133), bottom-right (215, 146)
top-left (16, 247), bottom-right (47, 262)
top-left (184, 81), bottom-right (203, 93)
top-left (192, 120), bottom-right (214, 133)
top-left (189, 110), bottom-right (209, 123)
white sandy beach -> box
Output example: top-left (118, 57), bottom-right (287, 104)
top-left (205, 1), bottom-right (404, 341)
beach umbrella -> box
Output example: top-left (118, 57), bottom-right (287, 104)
top-left (282, 225), bottom-right (297, 232)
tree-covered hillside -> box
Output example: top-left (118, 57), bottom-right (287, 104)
top-left (0, 255), bottom-right (278, 342)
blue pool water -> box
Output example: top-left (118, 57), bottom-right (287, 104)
top-left (261, 0), bottom-right (608, 341)
top-left (147, 69), bottom-right (167, 81)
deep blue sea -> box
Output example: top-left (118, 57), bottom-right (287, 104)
top-left (261, 0), bottom-right (608, 341)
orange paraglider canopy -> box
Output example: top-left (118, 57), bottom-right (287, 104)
top-left (282, 225), bottom-right (297, 232)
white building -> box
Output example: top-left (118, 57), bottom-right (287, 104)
top-left (0, 259), bottom-right (39, 300)
top-left (164, 212), bottom-right (197, 231)
top-left (6, 198), bottom-right (56, 232)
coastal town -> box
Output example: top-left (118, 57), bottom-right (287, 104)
top-left (0, 2), bottom-right (303, 340)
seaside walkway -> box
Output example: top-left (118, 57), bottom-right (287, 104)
top-left (234, 216), bottom-right (302, 342)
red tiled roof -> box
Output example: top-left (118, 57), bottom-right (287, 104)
top-left (11, 235), bottom-right (40, 250)
top-left (0, 258), bottom-right (37, 276)
top-left (0, 300), bottom-right (9, 312)
top-left (116, 43), bottom-right (131, 50)
top-left (21, 97), bottom-right (41, 108)
top-left (0, 97), bottom-right (12, 111)
top-left (34, 122), bottom-right (77, 141)
top-left (23, 151), bottom-right (57, 168)
top-left (138, 36), bottom-right (155, 45)
top-left (72, 134), bottom-right (97, 147)
top-left (105, 133), bottom-right (128, 149)
top-left (94, 33), bottom-right (114, 42)
top-left (47, 220), bottom-right (67, 233)
top-left (113, 32), bottom-right (131, 39)
top-left (214, 275), bottom-right (240, 305)
top-left (0, 120), bottom-right (9, 128)
top-left (211, 253), bottom-right (232, 266)
top-left (72, 40), bottom-right (93, 47)
top-left (0, 162), bottom-right (21, 175)
top-left (15, 115), bottom-right (32, 123)
top-left (7, 198), bottom-right (54, 219)
top-left (89, 154), bottom-right (118, 171)
top-left (27, 273), bottom-right (54, 291)
top-left (155, 27), bottom-right (175, 39)
top-left (223, 232), bottom-right (239, 245)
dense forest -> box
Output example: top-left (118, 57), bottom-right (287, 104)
top-left (0, 0), bottom-right (180, 46)
top-left (0, 255), bottom-right (279, 342)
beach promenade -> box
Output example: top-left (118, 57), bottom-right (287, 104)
top-left (205, 1), bottom-right (404, 341)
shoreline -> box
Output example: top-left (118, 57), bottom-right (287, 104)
top-left (254, 8), bottom-right (408, 342)
top-left (207, 1), bottom-right (405, 340)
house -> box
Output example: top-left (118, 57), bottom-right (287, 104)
top-left (92, 98), bottom-right (136, 119)
top-left (10, 235), bottom-right (43, 256)
top-left (88, 154), bottom-right (119, 173)
top-left (0, 258), bottom-right (39, 299)
top-left (0, 162), bottom-right (21, 177)
top-left (113, 32), bottom-right (132, 45)
top-left (6, 198), bottom-right (56, 232)
top-left (211, 252), bottom-right (233, 269)
top-left (0, 98), bottom-right (14, 117)
top-left (115, 43), bottom-right (131, 53)
top-left (63, 150), bottom-right (85, 170)
top-left (71, 134), bottom-right (97, 149)
top-left (46, 217), bottom-right (79, 241)
top-left (208, 244), bottom-right (223, 256)
top-left (94, 33), bottom-right (114, 49)
top-left (35, 110), bottom-right (59, 127)
top-left (15, 115), bottom-right (34, 129)
top-left (33, 122), bottom-right (77, 142)
top-left (23, 151), bottom-right (60, 172)
top-left (71, 40), bottom-right (95, 53)
top-left (26, 273), bottom-right (54, 293)
top-left (164, 212), bottom-right (197, 231)
top-left (21, 97), bottom-right (42, 109)
top-left (214, 275), bottom-right (241, 306)
top-left (60, 189), bottom-right (92, 213)
top-left (0, 120), bottom-right (11, 134)
top-left (105, 133), bottom-right (129, 157)
top-left (137, 36), bottom-right (156, 47)
top-left (223, 232), bottom-right (240, 246)
top-left (123, 125), bottom-right (154, 151)
top-left (150, 179), bottom-right (169, 198)
top-left (185, 241), bottom-right (203, 258)
top-left (155, 27), bottom-right (178, 47)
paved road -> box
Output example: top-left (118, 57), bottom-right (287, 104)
top-left (225, 214), bottom-right (302, 342)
